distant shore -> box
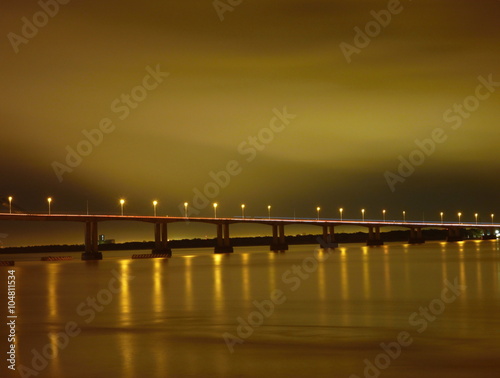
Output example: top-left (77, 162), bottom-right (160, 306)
top-left (0, 229), bottom-right (478, 253)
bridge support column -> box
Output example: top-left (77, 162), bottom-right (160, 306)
top-left (215, 223), bottom-right (233, 253)
top-left (367, 226), bottom-right (384, 246)
top-left (319, 225), bottom-right (338, 248)
top-left (482, 228), bottom-right (497, 240)
top-left (82, 221), bottom-right (102, 260)
top-left (270, 223), bottom-right (288, 251)
top-left (447, 227), bottom-right (463, 242)
top-left (152, 222), bottom-right (172, 256)
top-left (408, 227), bottom-right (425, 244)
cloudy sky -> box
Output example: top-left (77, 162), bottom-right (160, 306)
top-left (1, 0), bottom-right (499, 246)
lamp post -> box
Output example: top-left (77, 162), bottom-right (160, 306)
top-left (339, 208), bottom-right (343, 221)
top-left (268, 205), bottom-right (271, 220)
top-left (383, 209), bottom-right (386, 222)
top-left (120, 199), bottom-right (125, 216)
top-left (475, 213), bottom-right (478, 225)
top-left (184, 202), bottom-right (188, 218)
top-left (241, 204), bottom-right (245, 219)
top-left (491, 214), bottom-right (494, 224)
top-left (213, 203), bottom-right (218, 218)
top-left (403, 211), bottom-right (406, 223)
top-left (361, 209), bottom-right (365, 222)
top-left (458, 212), bottom-right (462, 224)
top-left (440, 212), bottom-right (444, 223)
top-left (47, 197), bottom-right (52, 215)
top-left (8, 196), bottom-right (12, 214)
top-left (153, 200), bottom-right (158, 217)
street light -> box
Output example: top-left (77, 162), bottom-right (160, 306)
top-left (47, 197), bottom-right (52, 215)
top-left (184, 202), bottom-right (188, 218)
top-left (153, 200), bottom-right (158, 217)
top-left (440, 212), bottom-right (444, 223)
top-left (491, 214), bottom-right (494, 224)
top-left (268, 205), bottom-right (271, 220)
top-left (213, 203), bottom-right (218, 218)
top-left (382, 209), bottom-right (386, 222)
top-left (339, 208), bottom-right (343, 221)
top-left (8, 196), bottom-right (12, 214)
top-left (241, 204), bottom-right (245, 219)
top-left (120, 199), bottom-right (125, 216)
top-left (458, 212), bottom-right (462, 224)
top-left (316, 207), bottom-right (321, 220)
top-left (475, 213), bottom-right (478, 225)
top-left (403, 211), bottom-right (406, 223)
top-left (361, 209), bottom-right (365, 222)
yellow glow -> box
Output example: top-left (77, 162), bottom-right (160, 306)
top-left (120, 199), bottom-right (125, 205)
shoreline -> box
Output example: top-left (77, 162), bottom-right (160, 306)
top-left (0, 229), bottom-right (482, 254)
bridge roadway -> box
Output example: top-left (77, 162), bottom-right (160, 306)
top-left (0, 213), bottom-right (498, 260)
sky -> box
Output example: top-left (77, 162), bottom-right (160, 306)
top-left (1, 0), bottom-right (500, 246)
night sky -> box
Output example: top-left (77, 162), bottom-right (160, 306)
top-left (1, 0), bottom-right (499, 246)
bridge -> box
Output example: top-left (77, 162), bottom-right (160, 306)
top-left (0, 213), bottom-right (498, 260)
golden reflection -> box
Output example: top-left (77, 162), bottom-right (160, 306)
top-left (119, 260), bottom-right (132, 326)
top-left (339, 248), bottom-right (349, 301)
top-left (458, 242), bottom-right (466, 298)
top-left (268, 252), bottom-right (276, 290)
top-left (317, 251), bottom-right (326, 302)
top-left (118, 331), bottom-right (134, 378)
top-left (241, 253), bottom-right (250, 302)
top-left (47, 264), bottom-right (60, 320)
top-left (361, 246), bottom-right (371, 300)
top-left (153, 259), bottom-right (164, 314)
top-left (213, 254), bottom-right (223, 313)
top-left (184, 257), bottom-right (193, 311)
top-left (440, 242), bottom-right (448, 282)
top-left (382, 245), bottom-right (392, 300)
top-left (48, 333), bottom-right (62, 377)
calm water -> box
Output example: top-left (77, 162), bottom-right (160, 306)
top-left (1, 241), bottom-right (500, 378)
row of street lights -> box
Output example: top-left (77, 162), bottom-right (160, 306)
top-left (2, 196), bottom-right (497, 223)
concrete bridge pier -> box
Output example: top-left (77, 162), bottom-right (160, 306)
top-left (367, 226), bottom-right (384, 246)
top-left (82, 221), bottom-right (103, 260)
top-left (152, 222), bottom-right (172, 256)
top-left (320, 225), bottom-right (338, 248)
top-left (482, 228), bottom-right (497, 240)
top-left (408, 227), bottom-right (425, 244)
top-left (270, 223), bottom-right (288, 251)
top-left (215, 223), bottom-right (233, 253)
top-left (447, 227), bottom-right (463, 242)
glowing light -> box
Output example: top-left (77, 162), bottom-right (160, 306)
top-left (153, 200), bottom-right (158, 217)
top-left (47, 197), bottom-right (52, 215)
top-left (184, 202), bottom-right (188, 217)
top-left (120, 199), bottom-right (125, 216)
top-left (8, 196), bottom-right (12, 214)
top-left (241, 204), bottom-right (245, 219)
top-left (339, 208), bottom-right (343, 221)
top-left (213, 203), bottom-right (218, 218)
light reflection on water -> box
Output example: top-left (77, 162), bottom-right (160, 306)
top-left (3, 241), bottom-right (500, 377)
